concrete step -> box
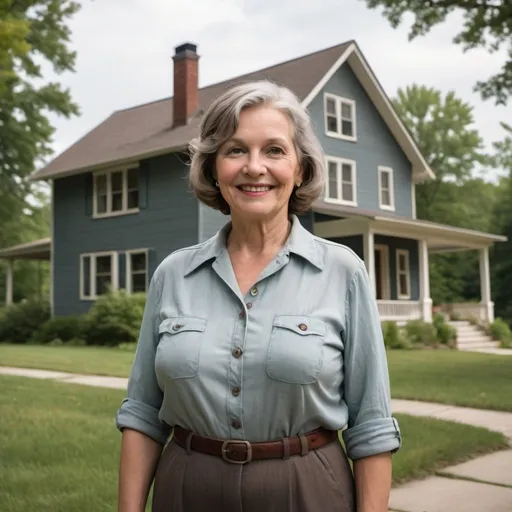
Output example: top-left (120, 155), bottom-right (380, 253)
top-left (458, 342), bottom-right (501, 350)
top-left (457, 334), bottom-right (494, 343)
top-left (448, 321), bottom-right (471, 327)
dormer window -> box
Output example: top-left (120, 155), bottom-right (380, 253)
top-left (324, 93), bottom-right (356, 141)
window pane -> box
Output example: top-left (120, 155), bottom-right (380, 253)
top-left (96, 275), bottom-right (111, 295)
top-left (96, 175), bottom-right (107, 214)
top-left (132, 273), bottom-right (147, 293)
top-left (341, 120), bottom-right (353, 137)
top-left (82, 256), bottom-right (90, 296)
top-left (326, 98), bottom-right (336, 114)
top-left (382, 190), bottom-right (391, 206)
top-left (327, 115), bottom-right (338, 133)
top-left (381, 171), bottom-right (389, 189)
top-left (131, 252), bottom-right (146, 272)
top-left (342, 183), bottom-right (353, 202)
top-left (96, 255), bottom-right (111, 274)
top-left (111, 171), bottom-right (123, 193)
top-left (128, 169), bottom-right (138, 190)
top-left (328, 162), bottom-right (338, 199)
top-left (341, 164), bottom-right (352, 183)
top-left (341, 102), bottom-right (352, 119)
top-left (112, 192), bottom-right (123, 212)
top-left (128, 189), bottom-right (139, 209)
top-left (97, 194), bottom-right (107, 214)
top-left (399, 274), bottom-right (408, 296)
top-left (399, 253), bottom-right (407, 270)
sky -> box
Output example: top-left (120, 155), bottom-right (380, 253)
top-left (43, 0), bottom-right (511, 181)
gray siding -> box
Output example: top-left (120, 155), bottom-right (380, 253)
top-left (53, 153), bottom-right (198, 316)
top-left (309, 62), bottom-right (414, 217)
top-left (198, 204), bottom-right (229, 242)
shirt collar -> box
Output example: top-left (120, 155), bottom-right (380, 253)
top-left (184, 214), bottom-right (324, 276)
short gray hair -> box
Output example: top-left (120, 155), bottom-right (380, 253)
top-left (189, 80), bottom-right (325, 215)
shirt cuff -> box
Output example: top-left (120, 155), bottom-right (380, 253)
top-left (342, 417), bottom-right (402, 460)
top-left (115, 398), bottom-right (171, 445)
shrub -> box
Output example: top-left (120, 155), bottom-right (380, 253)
top-left (405, 320), bottom-right (437, 347)
top-left (34, 316), bottom-right (86, 344)
top-left (0, 300), bottom-right (51, 343)
top-left (489, 318), bottom-right (512, 349)
top-left (382, 321), bottom-right (412, 349)
top-left (84, 290), bottom-right (146, 346)
top-left (432, 312), bottom-right (457, 346)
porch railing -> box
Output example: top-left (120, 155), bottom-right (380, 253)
top-left (377, 300), bottom-right (422, 322)
top-left (439, 302), bottom-right (493, 324)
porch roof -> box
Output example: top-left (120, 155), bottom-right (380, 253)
top-left (313, 203), bottom-right (507, 250)
top-left (0, 238), bottom-right (51, 260)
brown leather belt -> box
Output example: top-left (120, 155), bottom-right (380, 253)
top-left (173, 426), bottom-right (338, 465)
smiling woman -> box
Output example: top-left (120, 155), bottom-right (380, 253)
top-left (116, 80), bottom-right (401, 512)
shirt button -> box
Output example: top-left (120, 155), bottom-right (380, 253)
top-left (239, 311), bottom-right (245, 319)
top-left (173, 324), bottom-right (182, 331)
top-left (232, 347), bottom-right (243, 358)
top-left (232, 387), bottom-right (241, 397)
top-left (298, 323), bottom-right (308, 331)
top-left (231, 420), bottom-right (241, 429)
top-left (246, 302), bottom-right (253, 309)
top-left (250, 287), bottom-right (258, 297)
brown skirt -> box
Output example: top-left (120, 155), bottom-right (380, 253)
top-left (152, 437), bottom-right (355, 512)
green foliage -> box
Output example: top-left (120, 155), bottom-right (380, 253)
top-left (0, 300), bottom-right (50, 343)
top-left (363, 0), bottom-right (512, 105)
top-left (84, 290), bottom-right (147, 346)
top-left (489, 318), bottom-right (512, 343)
top-left (34, 315), bottom-right (86, 344)
top-left (404, 320), bottom-right (438, 347)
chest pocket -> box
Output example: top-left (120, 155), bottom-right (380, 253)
top-left (266, 315), bottom-right (325, 385)
top-left (156, 317), bottom-right (207, 379)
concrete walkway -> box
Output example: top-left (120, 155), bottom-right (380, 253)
top-left (1, 365), bottom-right (512, 511)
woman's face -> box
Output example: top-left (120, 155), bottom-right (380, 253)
top-left (215, 104), bottom-right (302, 222)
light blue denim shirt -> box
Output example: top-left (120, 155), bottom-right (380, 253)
top-left (116, 215), bottom-right (401, 460)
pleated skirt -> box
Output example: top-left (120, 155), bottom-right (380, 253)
top-left (152, 437), bottom-right (355, 512)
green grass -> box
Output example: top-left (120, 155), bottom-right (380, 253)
top-left (0, 343), bottom-right (134, 377)
top-left (387, 349), bottom-right (512, 412)
top-left (0, 375), bottom-right (508, 511)
top-left (2, 344), bottom-right (512, 411)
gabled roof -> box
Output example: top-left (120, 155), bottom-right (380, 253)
top-left (30, 41), bottom-right (435, 183)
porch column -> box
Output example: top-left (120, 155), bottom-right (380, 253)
top-left (363, 228), bottom-right (376, 296)
top-left (5, 259), bottom-right (13, 305)
top-left (479, 247), bottom-right (494, 323)
top-left (418, 239), bottom-right (432, 322)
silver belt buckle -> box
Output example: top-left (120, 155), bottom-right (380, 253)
top-left (221, 440), bottom-right (253, 464)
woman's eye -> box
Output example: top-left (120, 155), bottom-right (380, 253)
top-left (227, 147), bottom-right (244, 155)
top-left (268, 146), bottom-right (284, 155)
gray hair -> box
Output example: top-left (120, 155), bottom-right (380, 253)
top-left (188, 80), bottom-right (325, 215)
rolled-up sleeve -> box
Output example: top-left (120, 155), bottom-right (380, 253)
top-left (115, 273), bottom-right (171, 445)
top-left (341, 262), bottom-right (402, 460)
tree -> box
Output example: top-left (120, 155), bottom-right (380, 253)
top-left (0, 1), bottom-right (81, 303)
top-left (393, 84), bottom-right (489, 221)
top-left (362, 0), bottom-right (512, 105)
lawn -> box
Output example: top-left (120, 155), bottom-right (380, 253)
top-left (0, 375), bottom-right (507, 511)
top-left (1, 344), bottom-right (512, 411)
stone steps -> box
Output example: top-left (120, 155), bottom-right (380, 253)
top-left (448, 321), bottom-right (500, 351)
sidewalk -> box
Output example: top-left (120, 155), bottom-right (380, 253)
top-left (1, 366), bottom-right (512, 511)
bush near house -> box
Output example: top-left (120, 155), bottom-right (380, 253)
top-left (0, 300), bottom-right (51, 344)
top-left (488, 318), bottom-right (512, 349)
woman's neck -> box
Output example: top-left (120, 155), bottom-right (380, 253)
top-left (227, 213), bottom-right (291, 256)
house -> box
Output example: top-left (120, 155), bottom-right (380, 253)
top-left (0, 41), bottom-right (506, 324)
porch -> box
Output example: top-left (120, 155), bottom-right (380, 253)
top-left (313, 209), bottom-right (506, 324)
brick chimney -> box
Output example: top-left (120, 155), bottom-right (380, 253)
top-left (173, 43), bottom-right (199, 126)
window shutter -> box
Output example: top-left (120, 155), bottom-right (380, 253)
top-left (85, 174), bottom-right (93, 216)
top-left (118, 253), bottom-right (126, 290)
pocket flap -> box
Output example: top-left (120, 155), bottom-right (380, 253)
top-left (159, 316), bottom-right (207, 335)
top-left (272, 315), bottom-right (326, 336)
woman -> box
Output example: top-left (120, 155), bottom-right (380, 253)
top-left (116, 80), bottom-right (401, 512)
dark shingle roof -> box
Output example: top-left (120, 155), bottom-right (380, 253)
top-left (31, 41), bottom-right (353, 180)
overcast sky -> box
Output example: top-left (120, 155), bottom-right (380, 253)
top-left (44, 0), bottom-right (510, 181)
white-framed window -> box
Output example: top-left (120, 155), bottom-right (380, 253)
top-left (396, 249), bottom-right (411, 299)
top-left (93, 167), bottom-right (139, 218)
top-left (324, 93), bottom-right (356, 141)
top-left (378, 166), bottom-right (395, 211)
top-left (126, 250), bottom-right (148, 293)
top-left (80, 252), bottom-right (118, 300)
top-left (324, 156), bottom-right (357, 206)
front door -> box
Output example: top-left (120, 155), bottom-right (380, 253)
top-left (374, 245), bottom-right (389, 300)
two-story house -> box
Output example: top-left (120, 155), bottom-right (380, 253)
top-left (1, 40), bottom-right (505, 324)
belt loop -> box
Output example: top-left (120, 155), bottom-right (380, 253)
top-left (298, 434), bottom-right (309, 456)
top-left (282, 437), bottom-right (291, 460)
top-left (186, 432), bottom-right (194, 455)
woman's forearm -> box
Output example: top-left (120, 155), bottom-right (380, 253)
top-left (118, 428), bottom-right (164, 512)
top-left (353, 452), bottom-right (392, 512)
